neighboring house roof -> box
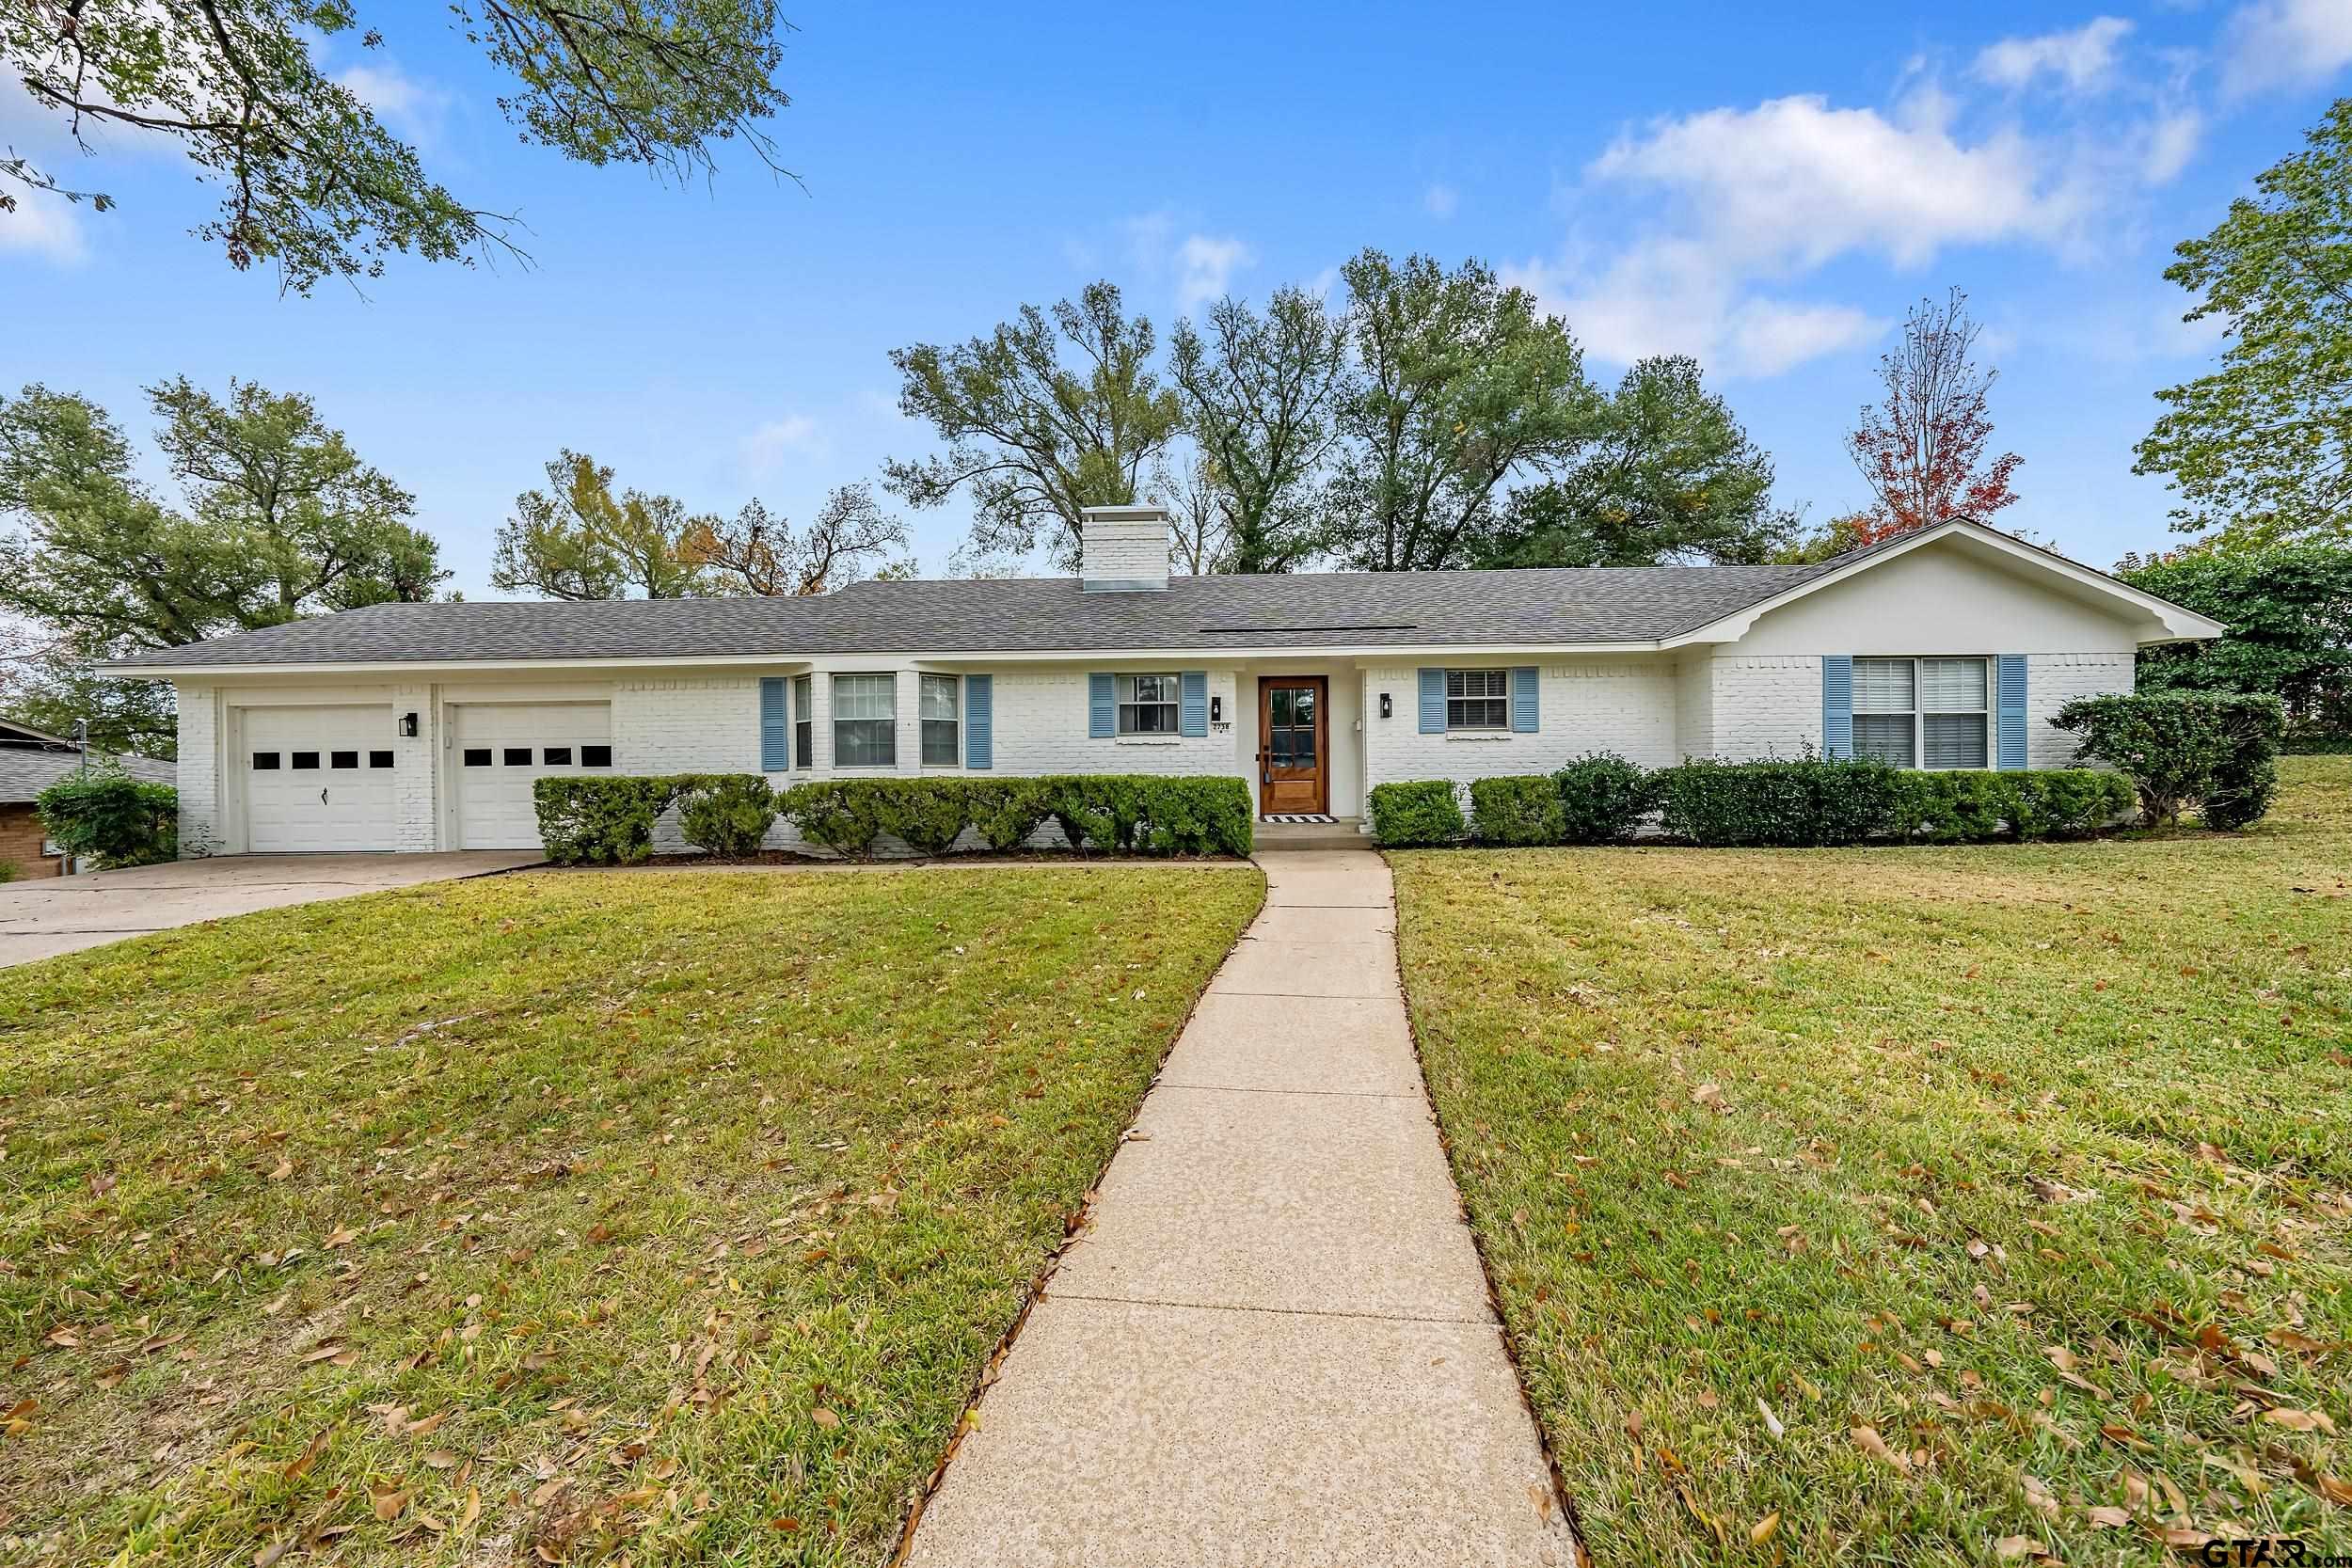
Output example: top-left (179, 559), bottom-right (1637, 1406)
top-left (0, 718), bottom-right (76, 749)
top-left (96, 518), bottom-right (2227, 675)
top-left (0, 747), bottom-right (175, 805)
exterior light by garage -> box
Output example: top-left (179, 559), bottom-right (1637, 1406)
top-left (1379, 691), bottom-right (1392, 720)
top-left (400, 711), bottom-right (420, 737)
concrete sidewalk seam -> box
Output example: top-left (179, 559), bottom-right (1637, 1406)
top-left (1041, 1288), bottom-right (1497, 1327)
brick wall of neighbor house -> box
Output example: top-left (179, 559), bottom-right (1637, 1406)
top-left (1359, 658), bottom-right (1678, 791)
top-left (2, 802), bottom-right (61, 879)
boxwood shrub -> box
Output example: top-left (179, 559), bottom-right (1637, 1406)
top-left (674, 773), bottom-right (778, 858)
top-left (538, 773), bottom-right (1249, 863)
top-left (1652, 754), bottom-right (1904, 847)
top-left (1469, 774), bottom-right (1567, 847)
top-left (1552, 752), bottom-right (1654, 844)
top-left (1368, 780), bottom-right (1465, 847)
top-left (777, 779), bottom-right (896, 859)
top-left (532, 775), bottom-right (681, 865)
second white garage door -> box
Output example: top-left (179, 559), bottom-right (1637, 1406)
top-left (452, 703), bottom-right (614, 849)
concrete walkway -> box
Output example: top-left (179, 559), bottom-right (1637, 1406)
top-left (905, 849), bottom-right (1579, 1568)
top-left (0, 852), bottom-right (540, 968)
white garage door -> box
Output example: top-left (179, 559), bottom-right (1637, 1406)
top-left (453, 703), bottom-right (614, 849)
top-left (243, 705), bottom-right (399, 852)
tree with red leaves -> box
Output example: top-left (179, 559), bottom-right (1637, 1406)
top-left (1844, 289), bottom-right (2022, 545)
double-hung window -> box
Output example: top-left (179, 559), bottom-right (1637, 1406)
top-left (1852, 657), bottom-right (1990, 769)
top-left (921, 674), bottom-right (961, 766)
top-left (833, 673), bottom-right (896, 768)
top-left (792, 673), bottom-right (813, 769)
top-left (1116, 673), bottom-right (1181, 735)
top-left (1445, 669), bottom-right (1510, 731)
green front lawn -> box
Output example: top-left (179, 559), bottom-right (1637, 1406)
top-left (0, 864), bottom-right (1262, 1564)
top-left (1393, 755), bottom-right (2351, 1565)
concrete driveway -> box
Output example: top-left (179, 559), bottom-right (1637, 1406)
top-left (0, 852), bottom-right (541, 969)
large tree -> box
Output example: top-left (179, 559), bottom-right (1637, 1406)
top-left (0, 378), bottom-right (444, 754)
top-left (1844, 288), bottom-right (2021, 544)
top-left (1323, 250), bottom-right (1599, 572)
top-left (2117, 543), bottom-right (2352, 736)
top-left (1, 1), bottom-right (795, 293)
top-left (2136, 99), bottom-right (2352, 549)
top-left (1470, 356), bottom-right (1795, 568)
top-left (1168, 288), bottom-right (1348, 573)
top-left (681, 483), bottom-right (909, 594)
top-left (884, 282), bottom-right (1183, 569)
top-left (491, 451), bottom-right (718, 600)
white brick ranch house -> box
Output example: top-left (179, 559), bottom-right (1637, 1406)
top-left (100, 512), bottom-right (2224, 855)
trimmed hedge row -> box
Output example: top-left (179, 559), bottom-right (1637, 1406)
top-left (1368, 752), bottom-right (2137, 849)
top-left (532, 773), bottom-right (1253, 865)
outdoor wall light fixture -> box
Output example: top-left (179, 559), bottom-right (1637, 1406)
top-left (1210, 695), bottom-right (1222, 723)
top-left (400, 711), bottom-right (420, 737)
top-left (1379, 691), bottom-right (1393, 720)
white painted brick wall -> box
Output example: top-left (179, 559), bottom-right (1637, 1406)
top-left (1359, 660), bottom-right (1677, 790)
top-left (389, 683), bottom-right (438, 851)
top-left (1673, 657), bottom-right (1712, 764)
top-left (2026, 652), bottom-right (2136, 769)
top-left (1080, 515), bottom-right (1170, 591)
top-left (174, 682), bottom-right (220, 858)
top-left (1707, 656), bottom-right (1824, 760)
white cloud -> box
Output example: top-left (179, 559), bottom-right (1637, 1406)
top-left (2140, 108), bottom-right (2204, 182)
top-left (1590, 90), bottom-right (2089, 272)
top-left (1423, 182), bottom-right (1458, 218)
top-left (0, 185), bottom-right (89, 264)
top-left (740, 414), bottom-right (824, 477)
top-left (2220, 0), bottom-right (2352, 95)
top-left (1173, 233), bottom-right (1253, 310)
top-left (1506, 240), bottom-right (1882, 379)
top-left (1974, 17), bottom-right (2136, 92)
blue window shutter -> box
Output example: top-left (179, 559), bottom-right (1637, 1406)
top-left (1996, 655), bottom-right (2028, 770)
top-left (759, 676), bottom-right (788, 772)
top-left (1821, 657), bottom-right (1853, 760)
top-left (965, 674), bottom-right (993, 769)
top-left (1089, 673), bottom-right (1115, 738)
top-left (1512, 666), bottom-right (1539, 733)
top-left (1181, 671), bottom-right (1207, 736)
top-left (1419, 669), bottom-right (1446, 734)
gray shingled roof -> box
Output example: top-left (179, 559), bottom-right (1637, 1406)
top-left (103, 560), bottom-right (1852, 671)
top-left (0, 746), bottom-right (175, 803)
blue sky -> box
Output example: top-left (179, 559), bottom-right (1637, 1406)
top-left (4, 0), bottom-right (2349, 594)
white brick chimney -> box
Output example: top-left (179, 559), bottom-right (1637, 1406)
top-left (1079, 504), bottom-right (1171, 593)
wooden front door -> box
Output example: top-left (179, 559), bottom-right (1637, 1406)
top-left (1257, 676), bottom-right (1327, 816)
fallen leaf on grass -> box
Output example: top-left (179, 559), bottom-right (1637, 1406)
top-left (809, 1407), bottom-right (840, 1431)
top-left (1851, 1425), bottom-right (1911, 1473)
top-left (281, 1429), bottom-right (330, 1481)
top-left (2086, 1505), bottom-right (2131, 1527)
top-left (457, 1487), bottom-right (482, 1530)
top-left (2265, 1408), bottom-right (2336, 1433)
top-left (422, 1449), bottom-right (459, 1469)
top-left (1994, 1536), bottom-right (2053, 1560)
top-left (1756, 1398), bottom-right (1785, 1438)
top-left (1751, 1512), bottom-right (1780, 1545)
top-left (371, 1486), bottom-right (409, 1523)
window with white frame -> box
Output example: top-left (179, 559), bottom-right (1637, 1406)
top-left (921, 674), bottom-right (961, 766)
top-left (1852, 657), bottom-right (1990, 769)
top-left (792, 673), bottom-right (813, 769)
top-left (1446, 668), bottom-right (1510, 731)
top-left (833, 673), bottom-right (896, 768)
top-left (1116, 673), bottom-right (1180, 735)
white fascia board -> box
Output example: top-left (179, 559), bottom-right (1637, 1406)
top-left (1661, 519), bottom-right (2231, 648)
top-left (98, 641), bottom-right (1674, 682)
